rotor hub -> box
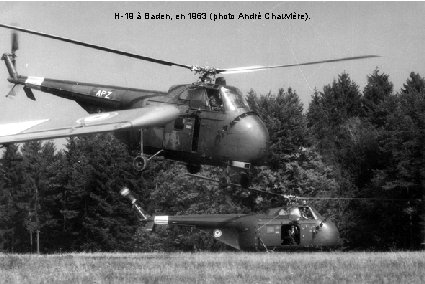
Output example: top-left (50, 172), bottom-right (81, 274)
top-left (190, 65), bottom-right (219, 82)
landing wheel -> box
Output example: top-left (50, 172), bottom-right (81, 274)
top-left (187, 163), bottom-right (201, 174)
top-left (133, 155), bottom-right (148, 172)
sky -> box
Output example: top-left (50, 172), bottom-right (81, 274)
top-left (0, 1), bottom-right (424, 124)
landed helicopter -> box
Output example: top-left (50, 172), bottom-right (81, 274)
top-left (0, 24), bottom-right (378, 185)
top-left (120, 187), bottom-right (341, 251)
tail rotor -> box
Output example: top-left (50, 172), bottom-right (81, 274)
top-left (11, 31), bottom-right (18, 69)
top-left (3, 28), bottom-right (20, 97)
top-left (120, 187), bottom-right (151, 221)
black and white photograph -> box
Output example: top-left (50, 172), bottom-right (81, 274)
top-left (0, 1), bottom-right (424, 283)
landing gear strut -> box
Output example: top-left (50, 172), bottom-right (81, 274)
top-left (133, 129), bottom-right (164, 172)
top-left (134, 129), bottom-right (148, 172)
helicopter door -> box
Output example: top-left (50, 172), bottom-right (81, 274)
top-left (297, 207), bottom-right (318, 246)
top-left (298, 221), bottom-right (317, 246)
top-left (163, 116), bottom-right (199, 152)
top-left (257, 222), bottom-right (281, 247)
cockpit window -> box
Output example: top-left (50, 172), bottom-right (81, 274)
top-left (289, 207), bottom-right (316, 219)
top-left (179, 89), bottom-right (189, 101)
top-left (220, 87), bottom-right (248, 111)
top-left (206, 88), bottom-right (224, 111)
top-left (187, 88), bottom-right (208, 110)
top-left (299, 207), bottom-right (316, 219)
top-left (182, 85), bottom-right (248, 112)
top-left (289, 207), bottom-right (300, 217)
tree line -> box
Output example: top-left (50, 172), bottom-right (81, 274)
top-left (0, 69), bottom-right (424, 252)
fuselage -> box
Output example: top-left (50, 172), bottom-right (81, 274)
top-left (153, 205), bottom-right (341, 251)
top-left (7, 73), bottom-right (270, 168)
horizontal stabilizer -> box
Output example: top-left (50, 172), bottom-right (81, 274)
top-left (143, 221), bottom-right (155, 232)
top-left (23, 86), bottom-right (36, 100)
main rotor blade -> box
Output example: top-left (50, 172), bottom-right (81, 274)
top-left (251, 188), bottom-right (419, 202)
top-left (293, 196), bottom-right (421, 202)
top-left (0, 23), bottom-right (192, 70)
top-left (217, 55), bottom-right (380, 75)
top-left (186, 175), bottom-right (419, 202)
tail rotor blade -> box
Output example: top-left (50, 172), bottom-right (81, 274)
top-left (11, 31), bottom-right (18, 54)
top-left (6, 84), bottom-right (17, 98)
top-left (11, 31), bottom-right (18, 69)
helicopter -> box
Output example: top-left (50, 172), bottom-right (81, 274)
top-left (0, 24), bottom-right (378, 185)
top-left (120, 187), bottom-right (341, 251)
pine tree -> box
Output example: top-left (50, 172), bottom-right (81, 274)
top-left (363, 68), bottom-right (394, 127)
top-left (376, 72), bottom-right (425, 248)
top-left (307, 72), bottom-right (363, 161)
top-left (51, 134), bottom-right (144, 251)
top-left (306, 72), bottom-right (384, 248)
top-left (307, 70), bottom-right (425, 249)
top-left (248, 88), bottom-right (307, 170)
top-left (0, 144), bottom-right (26, 252)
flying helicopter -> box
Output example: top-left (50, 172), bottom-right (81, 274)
top-left (0, 24), bottom-right (378, 185)
top-left (120, 187), bottom-right (341, 251)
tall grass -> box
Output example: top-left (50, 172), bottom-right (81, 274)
top-left (0, 252), bottom-right (424, 283)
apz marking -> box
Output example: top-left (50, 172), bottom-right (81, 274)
top-left (94, 89), bottom-right (113, 99)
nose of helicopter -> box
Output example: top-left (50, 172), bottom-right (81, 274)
top-left (226, 114), bottom-right (269, 165)
top-left (315, 221), bottom-right (342, 248)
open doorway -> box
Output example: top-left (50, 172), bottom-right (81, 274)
top-left (281, 224), bottom-right (300, 245)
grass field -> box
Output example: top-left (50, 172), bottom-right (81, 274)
top-left (0, 251), bottom-right (424, 283)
